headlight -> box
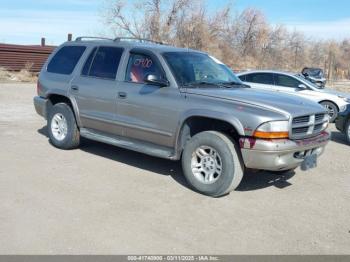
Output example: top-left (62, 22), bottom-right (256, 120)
top-left (253, 121), bottom-right (289, 139)
top-left (322, 121), bottom-right (329, 131)
top-left (338, 96), bottom-right (350, 103)
top-left (324, 114), bottom-right (330, 123)
top-left (321, 115), bottom-right (330, 131)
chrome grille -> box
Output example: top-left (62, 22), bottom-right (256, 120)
top-left (315, 114), bottom-right (325, 122)
top-left (314, 123), bottom-right (324, 132)
top-left (293, 127), bottom-right (309, 134)
top-left (291, 113), bottom-right (328, 139)
top-left (293, 115), bottom-right (310, 125)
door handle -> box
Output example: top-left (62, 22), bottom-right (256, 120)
top-left (118, 92), bottom-right (127, 99)
top-left (71, 85), bottom-right (79, 91)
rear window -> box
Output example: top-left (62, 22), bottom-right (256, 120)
top-left (87, 47), bottom-right (124, 80)
top-left (47, 46), bottom-right (86, 75)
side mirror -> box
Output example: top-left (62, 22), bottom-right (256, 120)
top-left (144, 74), bottom-right (169, 87)
top-left (298, 84), bottom-right (307, 90)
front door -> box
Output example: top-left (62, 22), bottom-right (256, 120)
top-left (273, 73), bottom-right (301, 94)
top-left (115, 51), bottom-right (182, 147)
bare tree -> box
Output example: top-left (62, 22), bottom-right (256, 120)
top-left (104, 0), bottom-right (192, 42)
top-left (102, 0), bottom-right (350, 80)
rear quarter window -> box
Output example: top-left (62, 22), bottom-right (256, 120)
top-left (47, 46), bottom-right (86, 75)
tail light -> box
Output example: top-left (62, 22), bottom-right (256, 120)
top-left (37, 81), bottom-right (42, 96)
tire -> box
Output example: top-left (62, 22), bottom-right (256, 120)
top-left (181, 131), bottom-right (244, 197)
top-left (47, 103), bottom-right (80, 150)
top-left (346, 119), bottom-right (350, 145)
top-left (320, 101), bottom-right (338, 123)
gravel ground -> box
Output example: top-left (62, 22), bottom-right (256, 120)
top-left (0, 83), bottom-right (349, 255)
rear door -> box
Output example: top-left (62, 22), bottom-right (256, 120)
top-left (70, 46), bottom-right (124, 135)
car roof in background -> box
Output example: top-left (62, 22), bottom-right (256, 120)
top-left (236, 70), bottom-right (297, 76)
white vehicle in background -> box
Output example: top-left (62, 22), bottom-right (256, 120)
top-left (237, 70), bottom-right (350, 122)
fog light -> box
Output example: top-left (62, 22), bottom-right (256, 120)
top-left (339, 105), bottom-right (347, 112)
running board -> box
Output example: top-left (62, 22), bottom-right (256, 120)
top-left (80, 128), bottom-right (175, 160)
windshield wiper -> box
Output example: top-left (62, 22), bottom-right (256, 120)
top-left (182, 81), bottom-right (249, 89)
top-left (219, 81), bottom-right (250, 88)
top-left (183, 81), bottom-right (221, 88)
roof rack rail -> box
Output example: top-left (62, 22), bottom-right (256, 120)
top-left (114, 37), bottom-right (164, 45)
top-left (75, 36), bottom-right (114, 42)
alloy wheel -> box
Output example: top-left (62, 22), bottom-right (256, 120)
top-left (51, 113), bottom-right (68, 141)
top-left (191, 146), bottom-right (223, 184)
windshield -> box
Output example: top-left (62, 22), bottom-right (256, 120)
top-left (295, 74), bottom-right (324, 89)
top-left (163, 52), bottom-right (242, 86)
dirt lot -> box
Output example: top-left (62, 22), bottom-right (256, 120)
top-left (0, 83), bottom-right (349, 255)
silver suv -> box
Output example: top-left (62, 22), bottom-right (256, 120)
top-left (34, 37), bottom-right (330, 197)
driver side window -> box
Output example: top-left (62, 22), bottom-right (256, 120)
top-left (125, 53), bottom-right (163, 83)
top-left (275, 74), bottom-right (302, 88)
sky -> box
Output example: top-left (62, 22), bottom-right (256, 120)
top-left (0, 0), bottom-right (350, 45)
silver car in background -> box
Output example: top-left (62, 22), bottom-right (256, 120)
top-left (237, 70), bottom-right (350, 122)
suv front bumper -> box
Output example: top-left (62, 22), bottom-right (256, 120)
top-left (33, 96), bottom-right (48, 119)
top-left (239, 131), bottom-right (330, 171)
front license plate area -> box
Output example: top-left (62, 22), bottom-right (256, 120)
top-left (301, 154), bottom-right (318, 171)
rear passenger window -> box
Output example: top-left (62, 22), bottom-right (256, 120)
top-left (47, 46), bottom-right (86, 75)
top-left (81, 47), bottom-right (97, 76)
top-left (246, 73), bottom-right (274, 85)
top-left (88, 47), bottom-right (124, 80)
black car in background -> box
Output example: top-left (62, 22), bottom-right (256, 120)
top-left (335, 105), bottom-right (350, 144)
top-left (302, 67), bottom-right (327, 88)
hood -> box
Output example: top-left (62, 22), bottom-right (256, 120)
top-left (308, 76), bottom-right (326, 82)
top-left (320, 88), bottom-right (350, 99)
top-left (185, 87), bottom-right (325, 117)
